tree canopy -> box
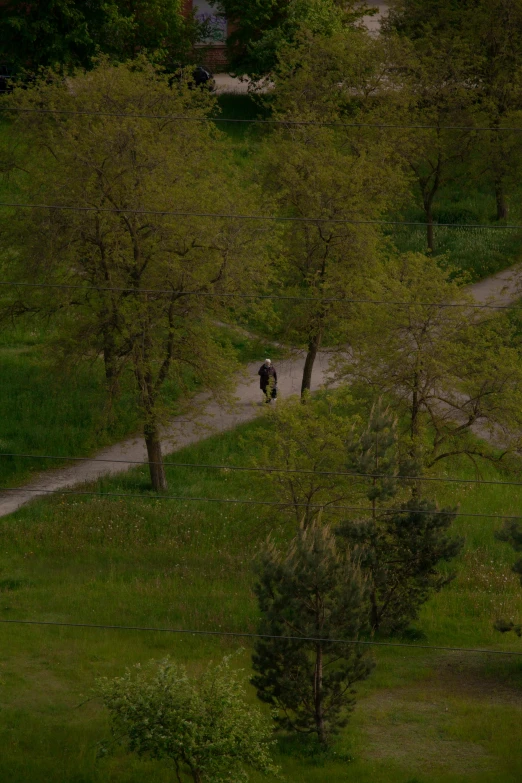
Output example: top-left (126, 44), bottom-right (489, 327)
top-left (0, 0), bottom-right (201, 76)
top-left (98, 655), bottom-right (278, 782)
top-left (2, 60), bottom-right (271, 490)
top-left (216, 0), bottom-right (373, 78)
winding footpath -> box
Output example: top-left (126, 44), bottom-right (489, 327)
top-left (0, 263), bottom-right (520, 518)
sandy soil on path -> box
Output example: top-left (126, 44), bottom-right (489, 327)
top-left (0, 262), bottom-right (520, 518)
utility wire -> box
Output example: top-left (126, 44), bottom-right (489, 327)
top-left (0, 280), bottom-right (517, 309)
top-left (0, 617), bottom-right (519, 656)
top-left (3, 106), bottom-right (522, 133)
top-left (2, 201), bottom-right (522, 231)
top-left (3, 452), bottom-right (522, 489)
top-left (0, 485), bottom-right (520, 520)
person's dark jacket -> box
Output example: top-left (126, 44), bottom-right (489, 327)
top-left (258, 364), bottom-right (277, 391)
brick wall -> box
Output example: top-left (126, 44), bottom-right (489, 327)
top-left (196, 46), bottom-right (228, 71)
top-left (184, 0), bottom-right (233, 72)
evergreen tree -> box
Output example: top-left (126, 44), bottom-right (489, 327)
top-left (494, 521), bottom-right (522, 637)
top-left (337, 500), bottom-right (463, 634)
top-left (252, 520), bottom-right (374, 746)
top-left (345, 400), bottom-right (416, 516)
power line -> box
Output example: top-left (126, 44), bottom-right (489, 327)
top-left (0, 618), bottom-right (519, 656)
top-left (3, 106), bottom-right (522, 133)
top-left (3, 451), bottom-right (522, 489)
top-left (2, 201), bottom-right (522, 231)
top-left (0, 280), bottom-right (516, 309)
top-left (0, 485), bottom-right (519, 520)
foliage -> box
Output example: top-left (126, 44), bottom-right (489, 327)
top-left (345, 400), bottom-right (416, 517)
top-left (98, 654), bottom-right (278, 782)
top-left (249, 393), bottom-right (361, 527)
top-left (494, 521), bottom-right (522, 636)
top-left (336, 252), bottom-right (522, 472)
top-left (1, 60), bottom-right (271, 489)
top-left (337, 499), bottom-right (463, 634)
top-left (0, 412), bottom-right (519, 779)
top-left (0, 0), bottom-right (202, 77)
top-left (259, 39), bottom-right (408, 391)
top-left (386, 0), bottom-right (522, 223)
top-left (216, 0), bottom-right (371, 78)
top-left (252, 520), bottom-right (374, 746)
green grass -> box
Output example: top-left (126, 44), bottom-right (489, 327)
top-left (0, 322), bottom-right (283, 487)
top-left (389, 185), bottom-right (522, 282)
top-left (0, 414), bottom-right (520, 782)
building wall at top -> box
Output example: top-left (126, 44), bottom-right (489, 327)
top-left (184, 0), bottom-right (230, 71)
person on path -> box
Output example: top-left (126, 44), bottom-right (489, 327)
top-left (258, 358), bottom-right (277, 403)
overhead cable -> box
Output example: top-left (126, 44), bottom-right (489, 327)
top-left (0, 618), bottom-right (520, 655)
top-left (2, 201), bottom-right (522, 231)
top-left (3, 106), bottom-right (522, 133)
top-left (0, 485), bottom-right (520, 520)
top-left (2, 452), bottom-right (522, 488)
top-left (0, 280), bottom-right (517, 309)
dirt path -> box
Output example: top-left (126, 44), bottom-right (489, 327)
top-left (0, 264), bottom-right (520, 518)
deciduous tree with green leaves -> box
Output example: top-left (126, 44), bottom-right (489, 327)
top-left (249, 393), bottom-right (361, 527)
top-left (0, 0), bottom-right (201, 77)
top-left (1, 60), bottom-right (271, 491)
top-left (252, 520), bottom-right (373, 746)
top-left (386, 0), bottom-right (522, 223)
top-left (260, 120), bottom-right (405, 395)
top-left (98, 655), bottom-right (278, 783)
top-left (216, 0), bottom-right (372, 78)
top-left (337, 252), bottom-right (522, 472)
top-left (260, 28), bottom-right (409, 394)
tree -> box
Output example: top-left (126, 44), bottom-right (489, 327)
top-left (98, 655), bottom-right (278, 783)
top-left (345, 400), bottom-right (414, 518)
top-left (2, 61), bottom-right (270, 491)
top-left (260, 119), bottom-right (405, 394)
top-left (250, 393), bottom-right (362, 527)
top-left (252, 520), bottom-right (374, 746)
top-left (337, 500), bottom-right (463, 634)
top-left (250, 395), bottom-right (417, 528)
top-left (494, 521), bottom-right (522, 637)
top-left (466, 0), bottom-right (522, 221)
top-left (336, 252), bottom-right (522, 473)
top-left (382, 12), bottom-right (479, 251)
top-left (258, 28), bottom-right (409, 395)
top-left (386, 0), bottom-right (522, 223)
top-left (216, 0), bottom-right (372, 79)
top-left (0, 0), bottom-right (201, 77)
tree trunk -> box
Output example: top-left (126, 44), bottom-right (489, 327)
top-left (144, 424), bottom-right (167, 492)
top-left (495, 181), bottom-right (508, 220)
top-left (425, 203), bottom-right (434, 253)
top-left (301, 331), bottom-right (323, 398)
top-left (314, 644), bottom-right (326, 745)
top-left (370, 596), bottom-right (379, 632)
top-left (410, 371), bottom-right (421, 498)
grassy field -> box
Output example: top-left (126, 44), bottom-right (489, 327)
top-left (0, 321), bottom-right (283, 487)
top-left (0, 412), bottom-right (521, 782)
top-left (390, 185), bottom-right (522, 282)
top-left (0, 96), bottom-right (521, 783)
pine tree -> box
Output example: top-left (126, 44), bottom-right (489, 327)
top-left (337, 500), bottom-right (463, 634)
top-left (251, 520), bottom-right (373, 746)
